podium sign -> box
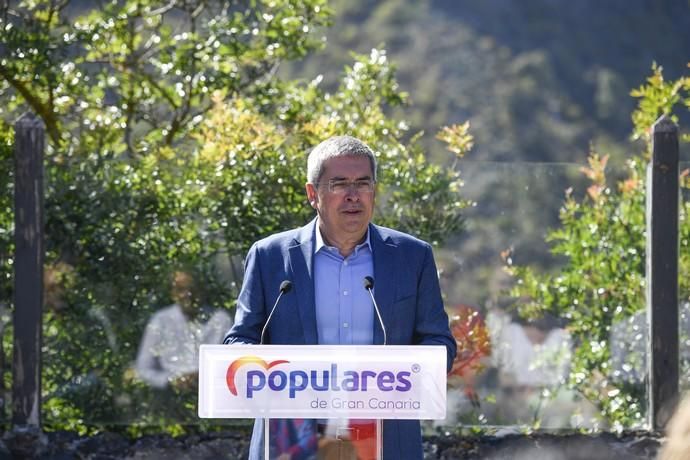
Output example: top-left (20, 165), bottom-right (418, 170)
top-left (198, 344), bottom-right (447, 420)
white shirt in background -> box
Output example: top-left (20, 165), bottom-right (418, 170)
top-left (135, 304), bottom-right (232, 388)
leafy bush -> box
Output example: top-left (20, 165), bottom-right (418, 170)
top-left (507, 64), bottom-right (690, 429)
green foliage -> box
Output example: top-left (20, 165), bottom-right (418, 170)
top-left (630, 63), bottom-right (690, 145)
top-left (0, 121), bottom-right (12, 424)
top-left (0, 1), bottom-right (469, 433)
top-left (0, 120), bottom-right (12, 307)
top-left (0, 0), bottom-right (333, 152)
top-left (507, 63), bottom-right (690, 429)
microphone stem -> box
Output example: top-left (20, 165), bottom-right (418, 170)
top-left (261, 290), bottom-right (285, 345)
top-left (366, 288), bottom-right (387, 346)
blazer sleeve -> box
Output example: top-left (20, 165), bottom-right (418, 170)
top-left (414, 243), bottom-right (458, 372)
top-left (223, 242), bottom-right (265, 345)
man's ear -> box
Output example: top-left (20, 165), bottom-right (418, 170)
top-left (305, 183), bottom-right (318, 209)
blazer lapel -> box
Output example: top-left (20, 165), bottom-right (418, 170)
top-left (288, 219), bottom-right (318, 344)
top-left (371, 224), bottom-right (397, 345)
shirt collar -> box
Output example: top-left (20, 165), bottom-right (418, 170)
top-left (315, 219), bottom-right (372, 255)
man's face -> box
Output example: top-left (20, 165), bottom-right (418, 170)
top-left (305, 155), bottom-right (375, 246)
top-left (171, 271), bottom-right (194, 311)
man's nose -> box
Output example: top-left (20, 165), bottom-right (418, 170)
top-left (344, 186), bottom-right (360, 200)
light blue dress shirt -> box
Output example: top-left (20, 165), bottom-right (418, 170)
top-left (314, 224), bottom-right (374, 345)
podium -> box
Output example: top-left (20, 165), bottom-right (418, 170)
top-left (198, 345), bottom-right (447, 459)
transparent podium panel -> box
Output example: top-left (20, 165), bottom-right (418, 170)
top-left (266, 418), bottom-right (381, 460)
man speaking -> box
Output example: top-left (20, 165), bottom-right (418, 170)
top-left (224, 135), bottom-right (456, 459)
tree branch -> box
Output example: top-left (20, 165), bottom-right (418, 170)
top-left (0, 65), bottom-right (62, 146)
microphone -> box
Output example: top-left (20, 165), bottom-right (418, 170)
top-left (260, 280), bottom-right (293, 345)
top-left (363, 276), bottom-right (387, 345)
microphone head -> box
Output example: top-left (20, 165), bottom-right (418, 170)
top-left (363, 276), bottom-right (374, 290)
top-left (279, 280), bottom-right (293, 294)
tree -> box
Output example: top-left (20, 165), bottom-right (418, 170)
top-left (0, 0), bottom-right (333, 152)
top-left (506, 63), bottom-right (690, 429)
top-left (0, 1), bottom-right (470, 433)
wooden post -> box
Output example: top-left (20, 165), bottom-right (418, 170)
top-left (12, 113), bottom-right (44, 427)
top-left (646, 114), bottom-right (679, 431)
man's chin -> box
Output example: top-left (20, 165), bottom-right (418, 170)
top-left (341, 223), bottom-right (369, 239)
top-left (339, 214), bottom-right (366, 226)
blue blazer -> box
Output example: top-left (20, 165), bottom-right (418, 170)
top-left (225, 219), bottom-right (456, 459)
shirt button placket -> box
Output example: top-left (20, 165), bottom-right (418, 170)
top-left (340, 257), bottom-right (351, 343)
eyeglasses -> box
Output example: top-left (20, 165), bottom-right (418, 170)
top-left (319, 179), bottom-right (376, 194)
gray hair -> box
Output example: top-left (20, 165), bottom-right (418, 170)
top-left (306, 135), bottom-right (377, 184)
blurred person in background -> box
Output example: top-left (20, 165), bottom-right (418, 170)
top-left (135, 270), bottom-right (232, 391)
top-left (489, 311), bottom-right (572, 424)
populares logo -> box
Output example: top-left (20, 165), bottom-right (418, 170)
top-left (225, 356), bottom-right (412, 399)
top-left (226, 356), bottom-right (289, 396)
